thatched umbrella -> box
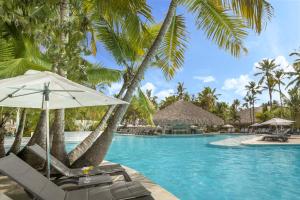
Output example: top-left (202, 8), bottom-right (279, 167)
top-left (153, 100), bottom-right (224, 127)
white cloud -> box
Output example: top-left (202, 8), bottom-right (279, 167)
top-left (274, 55), bottom-right (293, 73)
top-left (141, 82), bottom-right (156, 93)
top-left (107, 82), bottom-right (122, 95)
top-left (156, 89), bottom-right (174, 101)
top-left (253, 55), bottom-right (293, 73)
top-left (193, 75), bottom-right (215, 83)
top-left (222, 74), bottom-right (251, 96)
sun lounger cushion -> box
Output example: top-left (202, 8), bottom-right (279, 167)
top-left (0, 154), bottom-right (65, 200)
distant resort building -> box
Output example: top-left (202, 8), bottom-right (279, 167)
top-left (153, 100), bottom-right (224, 134)
top-left (237, 107), bottom-right (263, 126)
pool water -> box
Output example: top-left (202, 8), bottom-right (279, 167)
top-left (67, 135), bottom-right (300, 200)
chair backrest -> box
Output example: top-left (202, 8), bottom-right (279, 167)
top-left (27, 144), bottom-right (71, 176)
top-left (0, 154), bottom-right (65, 200)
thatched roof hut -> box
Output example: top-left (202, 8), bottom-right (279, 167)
top-left (153, 100), bottom-right (224, 127)
top-left (237, 107), bottom-right (263, 125)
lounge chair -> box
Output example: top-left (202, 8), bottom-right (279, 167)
top-left (0, 154), bottom-right (153, 200)
top-left (27, 144), bottom-right (131, 181)
top-left (261, 134), bottom-right (289, 142)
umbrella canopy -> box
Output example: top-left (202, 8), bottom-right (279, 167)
top-left (223, 124), bottom-right (234, 128)
top-left (0, 70), bottom-right (127, 179)
top-left (0, 70), bottom-right (125, 109)
top-left (250, 123), bottom-right (261, 127)
top-left (260, 118), bottom-right (295, 126)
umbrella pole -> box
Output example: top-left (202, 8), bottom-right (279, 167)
top-left (44, 84), bottom-right (51, 179)
top-left (45, 100), bottom-right (50, 179)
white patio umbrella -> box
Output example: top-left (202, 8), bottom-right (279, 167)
top-left (0, 70), bottom-right (127, 178)
top-left (260, 118), bottom-right (294, 134)
top-left (249, 123), bottom-right (261, 127)
top-left (260, 118), bottom-right (294, 126)
top-left (223, 124), bottom-right (234, 128)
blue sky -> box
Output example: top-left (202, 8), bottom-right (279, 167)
top-left (87, 0), bottom-right (300, 105)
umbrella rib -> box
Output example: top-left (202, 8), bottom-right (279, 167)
top-left (0, 85), bottom-right (26, 102)
top-left (11, 91), bottom-right (44, 98)
top-left (54, 84), bottom-right (84, 106)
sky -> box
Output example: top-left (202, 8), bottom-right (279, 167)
top-left (87, 0), bottom-right (300, 105)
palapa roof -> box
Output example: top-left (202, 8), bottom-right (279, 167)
top-left (237, 107), bottom-right (263, 125)
top-left (153, 100), bottom-right (224, 126)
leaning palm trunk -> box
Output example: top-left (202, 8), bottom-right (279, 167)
top-left (71, 0), bottom-right (177, 168)
top-left (18, 110), bottom-right (47, 168)
top-left (49, 0), bottom-right (69, 165)
top-left (268, 89), bottom-right (273, 109)
top-left (7, 109), bottom-right (27, 154)
top-left (0, 128), bottom-right (5, 158)
top-left (278, 84), bottom-right (283, 117)
top-left (51, 109), bottom-right (68, 164)
top-left (68, 84), bottom-right (127, 164)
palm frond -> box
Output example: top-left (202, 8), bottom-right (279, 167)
top-left (154, 15), bottom-right (187, 79)
top-left (222, 0), bottom-right (273, 33)
top-left (181, 0), bottom-right (248, 57)
top-left (0, 38), bottom-right (15, 62)
top-left (86, 64), bottom-right (122, 85)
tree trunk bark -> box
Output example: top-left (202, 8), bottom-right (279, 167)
top-left (71, 0), bottom-right (178, 168)
top-left (7, 109), bottom-right (27, 154)
top-left (252, 103), bottom-right (255, 123)
top-left (51, 109), bottom-right (68, 164)
top-left (0, 128), bottom-right (5, 158)
top-left (278, 84), bottom-right (283, 117)
top-left (68, 84), bottom-right (127, 165)
top-left (49, 0), bottom-right (69, 165)
top-left (269, 89), bottom-right (273, 109)
top-left (18, 110), bottom-right (47, 168)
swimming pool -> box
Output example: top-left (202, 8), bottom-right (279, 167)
top-left (67, 134), bottom-right (300, 200)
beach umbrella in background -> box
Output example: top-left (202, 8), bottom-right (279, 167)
top-left (0, 70), bottom-right (127, 179)
top-left (249, 123), bottom-right (261, 127)
top-left (260, 118), bottom-right (295, 134)
top-left (223, 124), bottom-right (234, 128)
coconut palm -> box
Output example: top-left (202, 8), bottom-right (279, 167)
top-left (274, 69), bottom-right (286, 116)
top-left (255, 59), bottom-right (278, 108)
top-left (71, 0), bottom-right (274, 167)
top-left (289, 49), bottom-right (300, 69)
top-left (230, 99), bottom-right (241, 124)
top-left (284, 87), bottom-right (300, 127)
top-left (197, 87), bottom-right (219, 111)
top-left (245, 81), bottom-right (261, 123)
top-left (243, 94), bottom-right (253, 124)
top-left (214, 102), bottom-right (229, 122)
top-left (176, 82), bottom-right (186, 99)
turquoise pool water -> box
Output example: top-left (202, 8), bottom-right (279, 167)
top-left (67, 135), bottom-right (300, 200)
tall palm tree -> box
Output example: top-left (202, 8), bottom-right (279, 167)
top-left (197, 87), bottom-right (219, 111)
top-left (72, 0), bottom-right (274, 167)
top-left (289, 49), bottom-right (300, 69)
top-left (285, 87), bottom-right (300, 127)
top-left (274, 69), bottom-right (286, 116)
top-left (255, 59), bottom-right (278, 108)
top-left (243, 95), bottom-right (253, 124)
top-left (245, 81), bottom-right (261, 123)
top-left (230, 99), bottom-right (241, 124)
top-left (176, 82), bottom-right (186, 99)
top-left (287, 50), bottom-right (300, 88)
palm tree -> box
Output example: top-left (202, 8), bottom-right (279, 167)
top-left (287, 50), bottom-right (300, 88)
top-left (245, 81), bottom-right (261, 123)
top-left (230, 99), bottom-right (241, 124)
top-left (72, 0), bottom-right (274, 167)
top-left (243, 94), bottom-right (253, 124)
top-left (197, 87), bottom-right (219, 111)
top-left (214, 102), bottom-right (229, 122)
top-left (285, 87), bottom-right (300, 127)
top-left (176, 82), bottom-right (186, 99)
top-left (274, 69), bottom-right (286, 116)
top-left (289, 49), bottom-right (300, 69)
top-left (255, 59), bottom-right (278, 108)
